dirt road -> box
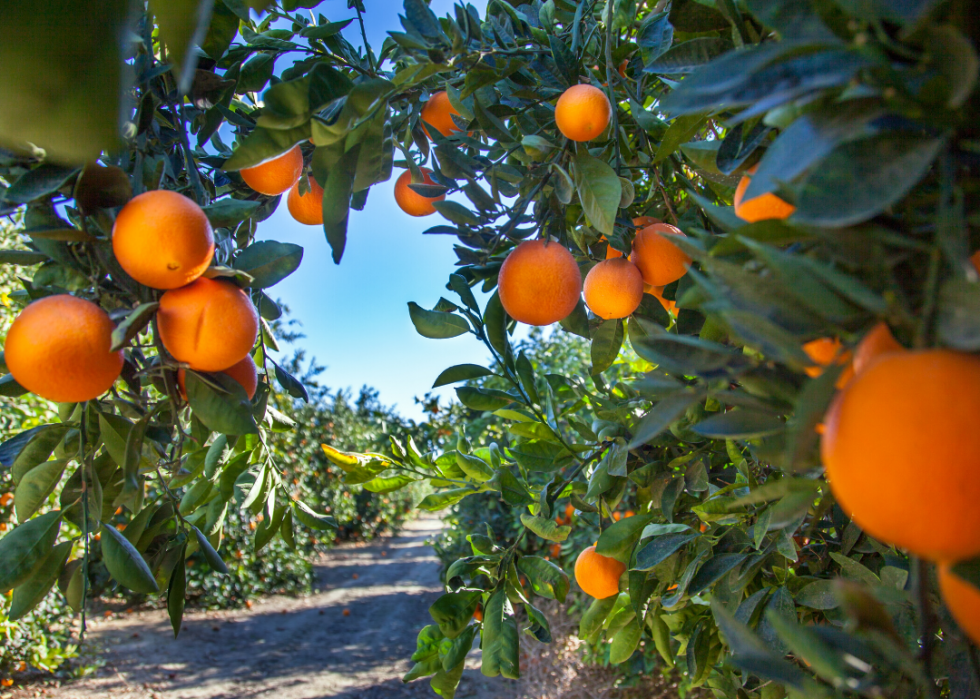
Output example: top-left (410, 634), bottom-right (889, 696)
top-left (27, 515), bottom-right (514, 699)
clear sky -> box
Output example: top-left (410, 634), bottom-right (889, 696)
top-left (260, 0), bottom-right (498, 420)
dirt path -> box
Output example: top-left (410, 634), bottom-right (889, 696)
top-left (26, 515), bottom-right (515, 699)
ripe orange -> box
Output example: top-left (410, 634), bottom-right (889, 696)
top-left (939, 563), bottom-right (980, 645)
top-left (632, 216), bottom-right (661, 228)
top-left (574, 545), bottom-right (625, 599)
top-left (821, 350), bottom-right (980, 561)
top-left (420, 91), bottom-right (463, 139)
top-left (549, 543), bottom-right (562, 558)
top-left (971, 250), bottom-right (980, 274)
top-left (564, 502), bottom-right (575, 520)
top-left (852, 322), bottom-right (903, 376)
top-left (157, 278), bottom-right (259, 372)
top-left (498, 240), bottom-right (582, 326)
top-left (394, 169), bottom-right (445, 217)
top-left (473, 604), bottom-right (483, 622)
top-left (612, 511), bottom-right (623, 522)
top-left (803, 337), bottom-right (854, 388)
top-left (630, 223), bottom-right (690, 286)
top-left (624, 510), bottom-right (635, 518)
top-left (555, 84), bottom-right (611, 142)
top-left (178, 354), bottom-right (258, 400)
top-left (5, 295), bottom-right (123, 402)
top-left (618, 59), bottom-right (628, 79)
top-left (733, 164), bottom-right (796, 223)
top-left (240, 145), bottom-right (303, 196)
top-left (0, 493), bottom-right (14, 507)
top-left (112, 190), bottom-right (214, 290)
top-left (287, 177), bottom-right (324, 225)
top-left (584, 258), bottom-right (644, 319)
top-left (644, 284), bottom-right (677, 315)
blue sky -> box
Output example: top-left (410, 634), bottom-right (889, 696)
top-left (260, 0), bottom-right (499, 420)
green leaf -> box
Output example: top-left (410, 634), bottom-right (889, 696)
top-left (110, 302), bottom-right (159, 352)
top-left (192, 525), bottom-right (229, 574)
top-left (0, 510), bottom-right (62, 593)
top-left (408, 302), bottom-right (470, 339)
top-left (691, 410), bottom-right (784, 439)
top-left (517, 556), bottom-right (570, 602)
top-left (15, 458), bottom-right (68, 522)
top-left (596, 514), bottom-right (654, 562)
top-left (627, 391), bottom-right (702, 449)
top-left (481, 589), bottom-right (520, 679)
top-left (794, 134), bottom-right (945, 227)
top-left (507, 440), bottom-right (572, 472)
top-left (0, 249), bottom-right (48, 265)
top-left (4, 164), bottom-right (80, 203)
top-left (573, 152), bottom-right (621, 236)
top-left (432, 200), bottom-right (480, 226)
top-left (433, 364), bottom-right (494, 388)
top-left (149, 0), bottom-right (214, 93)
top-left (429, 591), bottom-right (480, 639)
top-left (167, 545), bottom-right (187, 638)
top-left (0, 0), bottom-right (130, 161)
top-left (202, 198), bottom-right (261, 227)
top-left (455, 386), bottom-right (513, 411)
top-left (579, 594), bottom-right (617, 640)
top-left (101, 522), bottom-right (159, 593)
top-left (795, 580), bottom-right (840, 610)
top-left (363, 473), bottom-right (418, 494)
top-left (222, 125), bottom-right (310, 172)
top-left (520, 514), bottom-right (571, 542)
top-left (234, 241), bottom-right (303, 289)
top-left (689, 553), bottom-right (748, 595)
top-left (646, 37), bottom-right (732, 74)
top-left (417, 488), bottom-right (474, 512)
top-left (654, 114), bottom-right (706, 163)
top-left (320, 142), bottom-right (359, 265)
top-left (291, 501), bottom-right (338, 530)
top-left (9, 424), bottom-right (68, 484)
top-left (456, 452), bottom-right (494, 482)
top-left (591, 319), bottom-right (625, 374)
top-left (185, 371), bottom-right (259, 436)
top-left (610, 616), bottom-right (642, 664)
top-left (8, 541), bottom-right (71, 621)
top-left (633, 531), bottom-right (699, 570)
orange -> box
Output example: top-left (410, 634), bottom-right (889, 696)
top-left (574, 545), bottom-right (625, 599)
top-left (939, 563), bottom-right (980, 645)
top-left (286, 177), bottom-right (324, 225)
top-left (852, 322), bottom-right (903, 376)
top-left (584, 258), bottom-right (643, 320)
top-left (498, 240), bottom-right (582, 326)
top-left (178, 354), bottom-right (258, 400)
top-left (971, 250), bottom-right (980, 273)
top-left (821, 350), bottom-right (980, 561)
top-left (555, 84), bottom-right (611, 142)
top-left (733, 164), bottom-right (796, 222)
top-left (5, 295), bottom-right (123, 403)
top-left (803, 337), bottom-right (854, 388)
top-left (157, 278), bottom-right (259, 372)
top-left (564, 502), bottom-right (575, 520)
top-left (394, 169), bottom-right (445, 217)
top-left (624, 510), bottom-right (635, 518)
top-left (618, 59), bottom-right (628, 79)
top-left (644, 284), bottom-right (677, 315)
top-left (549, 543), bottom-right (562, 558)
top-left (420, 91), bottom-right (463, 139)
top-left (612, 511), bottom-right (623, 522)
top-left (473, 604), bottom-right (483, 622)
top-left (240, 145), bottom-right (303, 196)
top-left (630, 223), bottom-right (690, 286)
top-left (0, 493), bottom-right (14, 507)
top-left (632, 216), bottom-right (660, 228)
top-left (112, 190), bottom-right (214, 290)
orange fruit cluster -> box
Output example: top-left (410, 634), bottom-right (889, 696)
top-left (5, 186), bottom-right (262, 405)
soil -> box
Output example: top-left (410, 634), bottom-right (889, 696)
top-left (14, 515), bottom-right (514, 699)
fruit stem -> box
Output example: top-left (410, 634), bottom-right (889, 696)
top-left (913, 556), bottom-right (939, 694)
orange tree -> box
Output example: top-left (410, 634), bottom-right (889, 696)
top-left (3, 1), bottom-right (980, 698)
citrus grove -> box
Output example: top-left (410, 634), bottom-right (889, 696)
top-left (1, 0), bottom-right (980, 698)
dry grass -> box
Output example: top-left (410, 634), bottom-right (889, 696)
top-left (515, 601), bottom-right (703, 699)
